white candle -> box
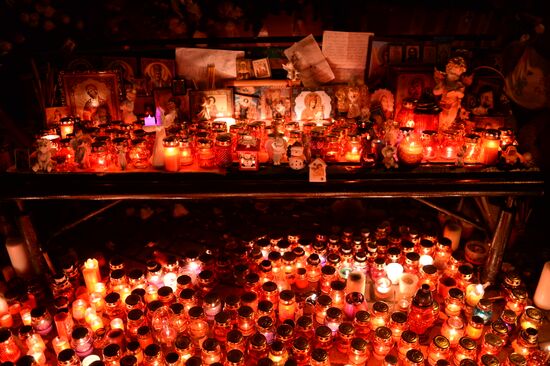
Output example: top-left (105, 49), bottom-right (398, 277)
top-left (398, 273), bottom-right (419, 299)
top-left (465, 283), bottom-right (485, 307)
top-left (82, 258), bottom-right (100, 293)
top-left (346, 271), bottom-right (366, 295)
top-left (144, 115), bottom-right (156, 126)
top-left (5, 237), bottom-right (33, 277)
top-left (443, 222), bottom-right (462, 251)
top-left (534, 262), bottom-right (550, 310)
top-left (82, 355), bottom-right (101, 366)
top-left (385, 263), bottom-right (404, 285)
top-left (419, 255), bottom-right (434, 267)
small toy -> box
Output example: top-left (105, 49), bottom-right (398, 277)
top-left (75, 135), bottom-right (92, 169)
top-left (32, 138), bottom-right (54, 173)
top-left (288, 142), bottom-right (306, 170)
top-left (382, 145), bottom-right (398, 169)
top-left (272, 137), bottom-right (287, 166)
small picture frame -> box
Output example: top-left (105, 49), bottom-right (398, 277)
top-left (390, 66), bottom-right (435, 118)
top-left (422, 45), bottom-right (437, 65)
top-left (405, 45), bottom-right (421, 63)
top-left (153, 88), bottom-right (188, 125)
top-left (252, 58), bottom-right (272, 79)
top-left (292, 87), bottom-right (335, 122)
top-left (172, 78), bottom-right (187, 96)
top-left (102, 56), bottom-right (138, 90)
top-left (45, 106), bottom-right (71, 127)
top-left (388, 44), bottom-right (404, 65)
top-left (140, 58), bottom-right (175, 94)
top-left (59, 70), bottom-right (122, 122)
top-left (227, 80), bottom-right (292, 121)
top-left (189, 89), bottom-right (234, 120)
top-left (236, 58), bottom-right (253, 80)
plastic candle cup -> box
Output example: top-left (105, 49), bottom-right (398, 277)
top-left (385, 263), bottom-right (404, 285)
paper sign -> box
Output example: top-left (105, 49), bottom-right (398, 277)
top-left (175, 48), bottom-right (245, 89)
top-left (309, 158), bottom-right (327, 182)
top-left (284, 35), bottom-right (335, 88)
top-left (322, 31), bottom-right (373, 83)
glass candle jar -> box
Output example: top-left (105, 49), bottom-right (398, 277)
top-left (201, 338), bottom-right (222, 365)
top-left (268, 340), bottom-right (288, 366)
top-left (226, 349), bottom-right (244, 366)
top-left (465, 315), bottom-right (484, 340)
top-left (519, 306), bottom-right (543, 331)
top-left (178, 137), bottom-right (194, 166)
top-left (438, 129), bottom-right (460, 161)
top-left (295, 316), bottom-right (314, 341)
top-left (480, 354), bottom-right (501, 366)
top-left (311, 348), bottom-right (329, 366)
top-left (370, 301), bottom-right (390, 330)
top-left (163, 136), bottom-right (180, 172)
top-left (397, 330), bottom-right (419, 362)
top-left (203, 292), bottom-right (222, 322)
top-left (511, 328), bottom-right (538, 358)
top-left (30, 307), bottom-right (53, 336)
top-left (444, 288), bottom-right (465, 317)
top-left (278, 290), bottom-right (296, 323)
top-left (388, 311), bottom-right (408, 343)
top-left (214, 133), bottom-right (232, 168)
top-left (336, 322), bottom-right (355, 353)
top-left (440, 316), bottom-right (464, 347)
top-left (314, 326), bottom-right (333, 351)
top-left (453, 337), bottom-right (477, 365)
top-left (226, 329), bottom-right (245, 354)
top-left (324, 307), bottom-right (343, 335)
top-left (329, 281), bottom-right (346, 309)
top-left (463, 134), bottom-right (481, 164)
top-left (421, 130), bottom-right (438, 161)
top-left (404, 349), bottom-right (425, 366)
top-left (129, 138), bottom-right (150, 169)
top-left (505, 288), bottom-right (528, 316)
top-left (291, 336), bottom-right (311, 366)
top-left (408, 284), bottom-right (435, 335)
top-left (505, 353), bottom-right (527, 366)
top-left (187, 306), bottom-right (209, 345)
top-left (70, 326), bottom-right (94, 358)
top-left (372, 326), bottom-right (393, 359)
top-left (0, 328), bottom-right (21, 363)
top-left (256, 316), bottom-right (275, 344)
top-left (480, 129), bottom-right (500, 165)
top-left (348, 337), bottom-right (369, 365)
top-left (237, 306), bottom-right (255, 337)
top-left (480, 333), bottom-right (505, 357)
top-left (197, 138), bottom-right (216, 169)
top-left (474, 298), bottom-right (493, 324)
top-left (90, 140), bottom-right (110, 171)
top-left (353, 310), bottom-right (371, 339)
top-left (314, 295), bottom-right (332, 325)
top-left (397, 128), bottom-right (424, 167)
top-left (344, 134), bottom-right (362, 162)
top-left (427, 335), bottom-right (451, 366)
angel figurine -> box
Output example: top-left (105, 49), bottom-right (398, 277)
top-left (433, 57), bottom-right (467, 131)
top-left (283, 62), bottom-right (300, 82)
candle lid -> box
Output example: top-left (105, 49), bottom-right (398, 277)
top-left (390, 311), bottom-right (407, 324)
top-left (422, 265), bottom-right (437, 275)
top-left (406, 252), bottom-right (420, 263)
top-left (484, 333), bottom-right (504, 347)
top-left (103, 343), bottom-right (121, 358)
top-left (164, 352), bottom-right (179, 364)
top-left (401, 330), bottom-right (418, 344)
top-left (296, 316), bottom-right (313, 329)
top-left (315, 325), bottom-right (332, 339)
top-left (147, 300), bottom-right (163, 313)
top-left (480, 354), bottom-right (500, 366)
top-left (127, 309), bottom-right (143, 321)
top-left (448, 287), bottom-right (464, 300)
top-left (179, 288), bottom-right (196, 301)
top-left (384, 354), bottom-right (398, 365)
top-left (202, 338), bottom-right (219, 352)
top-left (459, 336), bottom-right (476, 350)
top-left (330, 280), bottom-right (346, 292)
top-left (326, 307), bottom-right (342, 320)
top-left (435, 361), bottom-right (451, 366)
top-left (256, 315), bottom-right (273, 329)
top-left (321, 265), bottom-right (336, 276)
top-left (71, 326), bottom-right (89, 340)
top-left (459, 360), bottom-right (477, 366)
top-left (185, 357), bottom-right (202, 366)
top-left (292, 336), bottom-right (309, 351)
top-left (258, 300), bottom-right (273, 313)
top-left (433, 335), bottom-right (450, 349)
top-left (144, 343), bottom-right (160, 357)
top-left (311, 348), bottom-right (328, 362)
top-left (237, 305), bottom-right (253, 318)
top-left (345, 292), bottom-right (364, 305)
top-left (338, 322), bottom-right (355, 336)
top-left (276, 324), bottom-right (293, 338)
top-left (351, 337), bottom-right (367, 351)
top-left (507, 353), bottom-right (527, 366)
top-left (226, 349), bottom-right (244, 363)
top-left (187, 306), bottom-right (204, 319)
top-left (406, 349), bottom-right (424, 363)
top-left (110, 269), bottom-right (125, 281)
top-left (520, 327), bottom-right (538, 344)
top-left (120, 355), bottom-right (137, 366)
top-left (226, 329), bottom-right (243, 344)
top-left (58, 348), bottom-right (77, 362)
top-left (372, 301), bottom-right (389, 313)
top-left (375, 326), bottom-right (392, 340)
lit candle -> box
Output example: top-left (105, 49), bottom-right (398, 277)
top-left (5, 237), bottom-right (33, 277)
top-left (54, 311), bottom-right (73, 340)
top-left (89, 315), bottom-right (104, 332)
top-left (144, 115), bottom-right (156, 126)
top-left (443, 222), bottom-right (462, 251)
top-left (164, 272), bottom-right (178, 292)
top-left (26, 333), bottom-right (46, 352)
top-left (385, 263), bottom-right (403, 285)
top-left (347, 271), bottom-right (366, 295)
top-left (20, 306), bottom-right (32, 326)
top-left (213, 117), bottom-right (236, 129)
top-left (82, 258), bottom-right (101, 293)
top-left (52, 336), bottom-right (70, 355)
top-left (94, 282), bottom-right (107, 297)
top-left (398, 273), bottom-right (419, 299)
top-left (534, 261), bottom-right (550, 310)
top-left (0, 313), bottom-right (13, 328)
top-left (84, 308), bottom-right (96, 324)
top-left (163, 137), bottom-right (180, 172)
top-left (465, 283), bottom-right (485, 307)
top-left (89, 292), bottom-right (105, 313)
top-left (374, 277), bottom-right (393, 301)
top-left (440, 316), bottom-right (464, 347)
top-left (111, 318), bottom-right (125, 330)
top-left (29, 351), bottom-right (47, 366)
top-left (398, 139), bottom-right (424, 166)
top-left (0, 295), bottom-right (8, 315)
top-left (59, 119), bottom-right (74, 139)
top-left (145, 285), bottom-right (159, 303)
top-left (480, 131), bottom-right (500, 165)
top-left (418, 255), bottom-right (434, 267)
top-left (72, 299), bottom-right (88, 322)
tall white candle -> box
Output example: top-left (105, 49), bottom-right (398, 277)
top-left (444, 222), bottom-right (462, 251)
top-left (398, 273), bottom-right (419, 299)
top-left (5, 237), bottom-right (32, 277)
top-left (534, 261), bottom-right (550, 310)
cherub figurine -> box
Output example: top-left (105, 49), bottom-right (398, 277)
top-left (283, 62), bottom-right (299, 82)
top-left (433, 57), bottom-right (467, 131)
top-left (75, 135), bottom-right (92, 169)
top-left (271, 136), bottom-right (287, 166)
top-left (32, 138), bottom-right (54, 173)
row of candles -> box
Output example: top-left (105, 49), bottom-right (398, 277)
top-left (35, 113), bottom-right (518, 173)
top-left (1, 223), bottom-right (548, 365)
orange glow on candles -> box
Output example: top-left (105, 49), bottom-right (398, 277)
top-left (52, 336), bottom-right (70, 355)
top-left (72, 299), bottom-right (88, 322)
top-left (111, 318), bottom-right (125, 330)
top-left (20, 306), bottom-right (32, 326)
top-left (83, 258), bottom-right (101, 293)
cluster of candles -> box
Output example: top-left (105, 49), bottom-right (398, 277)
top-left (1, 222), bottom-right (548, 366)
top-left (34, 111), bottom-right (518, 173)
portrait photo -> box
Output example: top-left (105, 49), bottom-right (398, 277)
top-left (252, 58), bottom-right (272, 78)
top-left (45, 106), bottom-right (70, 127)
top-left (141, 58), bottom-right (175, 95)
top-left (236, 58), bottom-right (253, 80)
top-left (153, 88), bottom-right (188, 126)
top-left (292, 88), bottom-right (334, 122)
top-left (388, 44), bottom-right (404, 65)
top-left (59, 71), bottom-right (121, 123)
top-left (405, 45), bottom-right (420, 63)
top-left (334, 85), bottom-right (370, 119)
top-left (391, 66), bottom-right (435, 119)
top-left (368, 41), bottom-right (389, 86)
top-left (103, 56), bottom-right (137, 90)
top-left (230, 80), bottom-right (292, 121)
top-left (189, 89), bottom-right (234, 121)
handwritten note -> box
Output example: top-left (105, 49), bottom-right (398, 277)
top-left (322, 31), bottom-right (373, 83)
top-left (175, 48), bottom-right (245, 89)
top-left (284, 34), bottom-right (335, 88)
